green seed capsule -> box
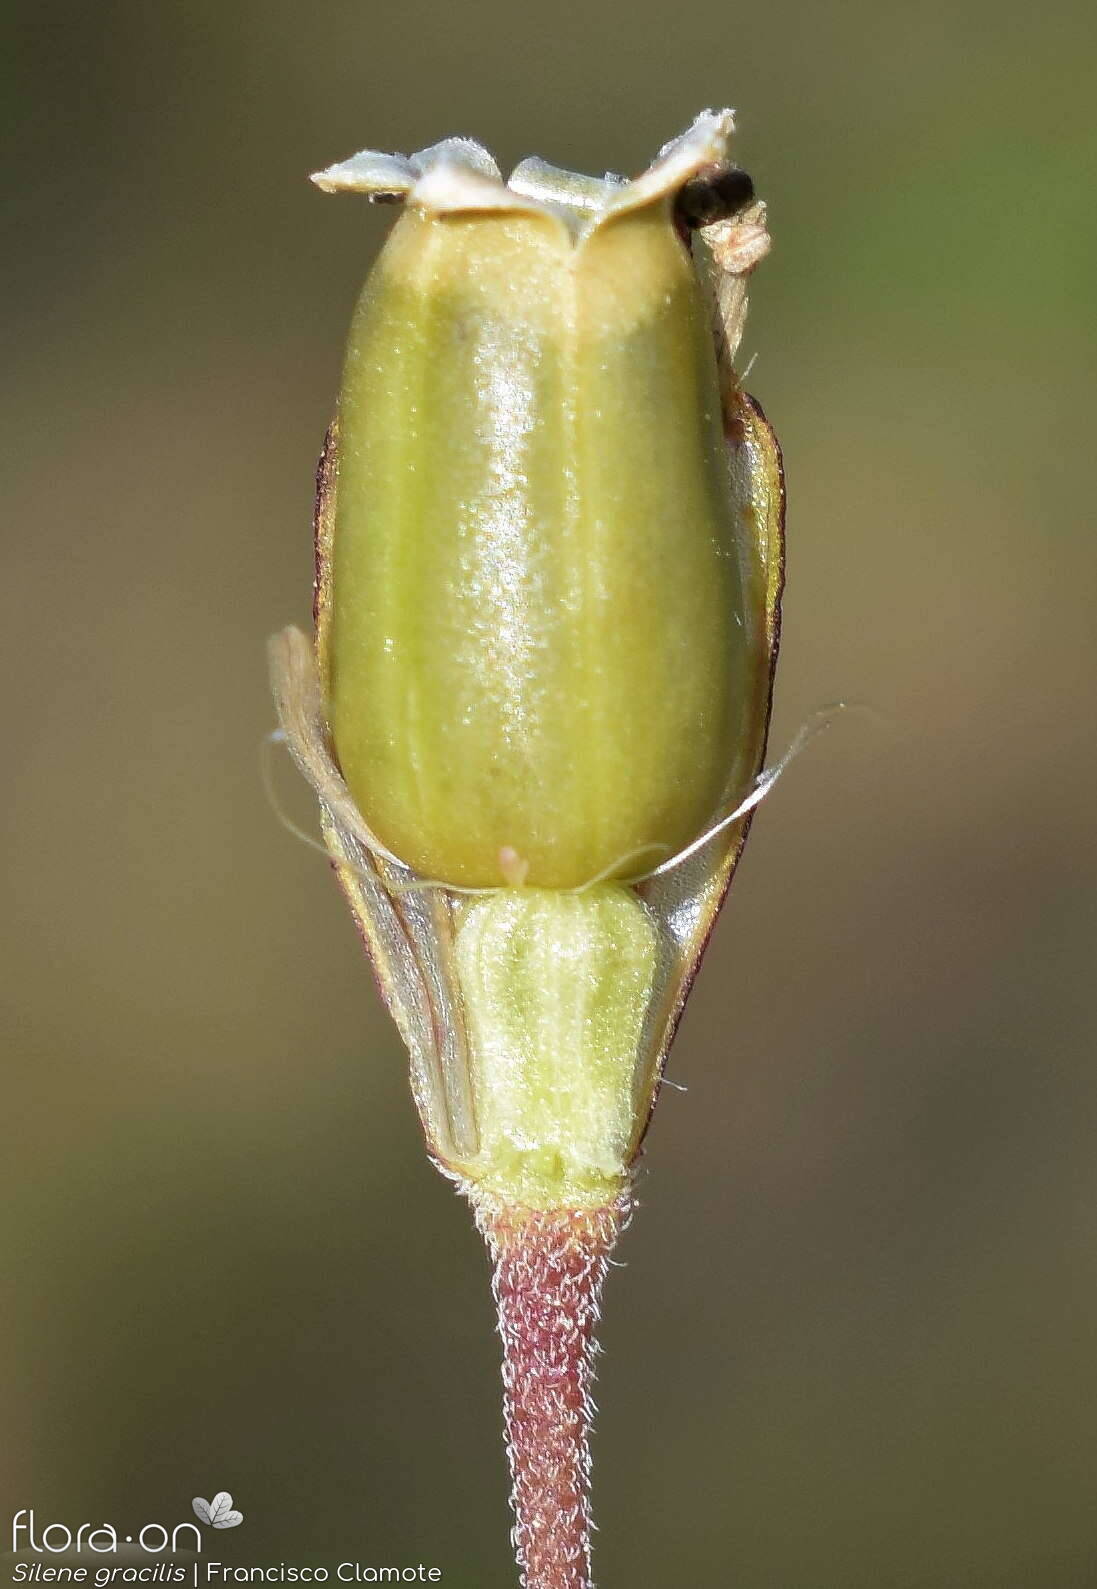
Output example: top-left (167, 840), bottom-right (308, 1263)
top-left (317, 115), bottom-right (764, 889)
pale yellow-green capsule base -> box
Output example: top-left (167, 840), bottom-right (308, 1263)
top-left (327, 155), bottom-right (754, 889)
top-left (449, 884), bottom-right (657, 1209)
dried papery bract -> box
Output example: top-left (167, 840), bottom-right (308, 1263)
top-left (270, 109), bottom-right (784, 1589)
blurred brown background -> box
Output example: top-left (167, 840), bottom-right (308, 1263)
top-left (3, 0), bottom-right (1096, 1584)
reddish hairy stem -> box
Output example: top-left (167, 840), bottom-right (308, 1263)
top-left (472, 1196), bottom-right (629, 1589)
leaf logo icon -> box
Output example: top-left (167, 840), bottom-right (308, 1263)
top-left (192, 1493), bottom-right (244, 1529)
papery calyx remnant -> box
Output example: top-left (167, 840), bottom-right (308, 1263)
top-left (270, 110), bottom-right (784, 1589)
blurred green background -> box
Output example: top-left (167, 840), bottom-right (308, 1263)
top-left (3, 0), bottom-right (1096, 1584)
